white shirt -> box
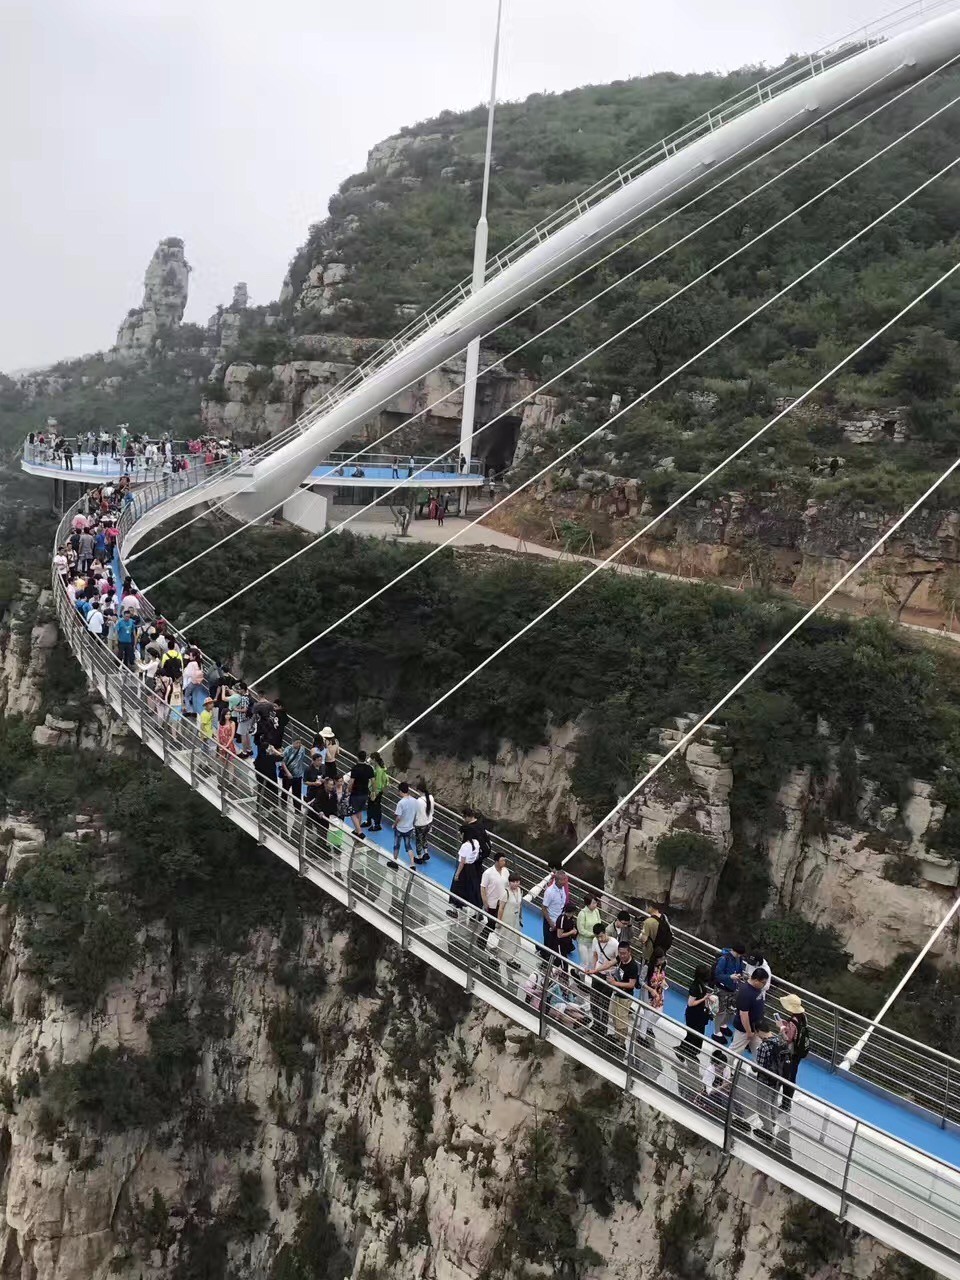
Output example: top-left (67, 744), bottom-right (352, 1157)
top-left (591, 936), bottom-right (618, 970)
top-left (414, 794), bottom-right (434, 827)
top-left (457, 838), bottom-right (480, 865)
top-left (542, 880), bottom-right (567, 928)
top-left (86, 609), bottom-right (104, 635)
top-left (184, 660), bottom-right (203, 686)
top-left (480, 865), bottom-right (508, 909)
top-left (395, 795), bottom-right (418, 833)
top-left (53, 554), bottom-right (67, 575)
top-left (743, 957), bottom-right (772, 995)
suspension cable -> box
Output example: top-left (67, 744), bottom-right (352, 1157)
top-left (377, 252), bottom-right (960, 753)
top-left (174, 83), bottom-right (960, 628)
top-left (130, 56), bottom-right (915, 568)
top-left (560, 437), bottom-right (960, 865)
top-left (240, 152), bottom-right (960, 685)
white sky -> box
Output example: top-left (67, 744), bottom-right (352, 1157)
top-left (1, 0), bottom-right (901, 370)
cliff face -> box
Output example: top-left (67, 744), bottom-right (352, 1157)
top-left (396, 720), bottom-right (959, 973)
top-left (0, 819), bottom-right (906, 1280)
top-left (201, 342), bottom-right (548, 471)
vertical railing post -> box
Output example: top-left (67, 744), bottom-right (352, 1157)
top-left (838, 1121), bottom-right (860, 1220)
top-left (536, 959), bottom-right (552, 1041)
top-left (829, 1007), bottom-right (841, 1072)
top-left (722, 1058), bottom-right (745, 1152)
top-left (399, 871), bottom-right (417, 950)
top-left (346, 831), bottom-right (357, 910)
top-left (623, 997), bottom-right (643, 1091)
top-left (463, 913), bottom-right (484, 995)
top-left (941, 1063), bottom-right (952, 1129)
top-left (297, 816), bottom-right (307, 877)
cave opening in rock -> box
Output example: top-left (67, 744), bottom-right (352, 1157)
top-left (476, 414), bottom-right (522, 474)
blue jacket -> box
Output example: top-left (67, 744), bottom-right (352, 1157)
top-left (713, 948), bottom-right (744, 992)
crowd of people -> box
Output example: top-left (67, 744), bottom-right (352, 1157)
top-left (28, 427), bottom-right (243, 473)
top-left (55, 478), bottom-right (811, 1140)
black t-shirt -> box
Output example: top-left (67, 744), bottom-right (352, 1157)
top-left (613, 958), bottom-right (639, 990)
top-left (312, 787), bottom-right (339, 818)
top-left (350, 762), bottom-right (375, 795)
top-left (303, 763), bottom-right (322, 792)
top-left (557, 911), bottom-right (578, 956)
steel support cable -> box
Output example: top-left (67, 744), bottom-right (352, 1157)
top-left (245, 145), bottom-right (960, 686)
top-left (174, 80), bottom-right (957, 631)
top-left (132, 106), bottom-right (817, 570)
top-left (559, 432), bottom-right (960, 868)
top-left (131, 55), bottom-right (915, 569)
top-left (375, 247), bottom-right (960, 756)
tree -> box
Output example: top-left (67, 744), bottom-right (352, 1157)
top-left (654, 829), bottom-right (722, 908)
top-left (885, 327), bottom-right (960, 400)
top-left (934, 568), bottom-right (960, 633)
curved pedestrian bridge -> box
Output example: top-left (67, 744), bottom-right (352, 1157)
top-left (49, 466), bottom-right (960, 1278)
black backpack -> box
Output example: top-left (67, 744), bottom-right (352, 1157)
top-left (789, 1014), bottom-right (811, 1060)
top-left (655, 913), bottom-right (674, 954)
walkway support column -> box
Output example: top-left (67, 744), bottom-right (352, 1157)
top-left (458, 0), bottom-right (502, 515)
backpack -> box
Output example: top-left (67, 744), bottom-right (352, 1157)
top-left (789, 1014), bottom-right (811, 1060)
top-left (163, 654), bottom-right (182, 681)
top-left (655, 913), bottom-right (674, 954)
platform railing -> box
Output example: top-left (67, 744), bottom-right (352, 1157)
top-left (52, 486), bottom-right (960, 1274)
top-left (64, 469), bottom-right (960, 1137)
top-left (322, 451), bottom-right (484, 477)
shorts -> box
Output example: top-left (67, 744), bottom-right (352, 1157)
top-left (237, 718), bottom-right (255, 737)
top-left (349, 794), bottom-right (368, 816)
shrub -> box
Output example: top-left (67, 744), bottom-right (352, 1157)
top-left (266, 1002), bottom-right (316, 1080)
top-left (270, 1192), bottom-right (351, 1280)
top-left (756, 914), bottom-right (849, 986)
top-left (883, 852), bottom-right (920, 886)
top-left (4, 842), bottom-right (138, 1009)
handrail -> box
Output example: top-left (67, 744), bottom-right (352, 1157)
top-left (50, 481), bottom-right (960, 1275)
top-left (122, 0), bottom-right (959, 502)
top-left (61, 466), bottom-right (960, 1130)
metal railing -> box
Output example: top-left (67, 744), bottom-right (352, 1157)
top-left (52, 478), bottom-right (960, 1275)
top-left (321, 451), bottom-right (484, 477)
top-left (134, 0), bottom-right (958, 507)
top-left (109, 470), bottom-right (960, 1128)
top-left (67, 466), bottom-right (960, 1135)
top-left (227, 0), bottom-right (960, 482)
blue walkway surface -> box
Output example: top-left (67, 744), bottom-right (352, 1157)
top-left (357, 815), bottom-right (960, 1169)
top-left (308, 464), bottom-right (483, 486)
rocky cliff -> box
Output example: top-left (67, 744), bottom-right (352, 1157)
top-left (0, 816), bottom-right (919, 1280)
top-left (395, 718), bottom-right (960, 974)
top-left (111, 240), bottom-right (191, 364)
top-left (0, 580), bottom-right (942, 1280)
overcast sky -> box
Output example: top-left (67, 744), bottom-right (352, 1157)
top-left (2, 0), bottom-right (900, 370)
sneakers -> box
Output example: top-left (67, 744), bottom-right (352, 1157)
top-left (421, 851), bottom-right (431, 862)
top-left (387, 860), bottom-right (399, 870)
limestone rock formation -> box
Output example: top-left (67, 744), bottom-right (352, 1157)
top-left (205, 281), bottom-right (250, 352)
top-left (201, 346), bottom-right (551, 474)
top-left (111, 238), bottom-right (190, 363)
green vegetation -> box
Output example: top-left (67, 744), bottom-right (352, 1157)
top-left (270, 1192), bottom-right (352, 1280)
top-left (483, 1116), bottom-right (603, 1280)
top-left (4, 839), bottom-right (137, 1008)
top-left (772, 1203), bottom-right (854, 1280)
top-left (138, 524), bottom-right (960, 838)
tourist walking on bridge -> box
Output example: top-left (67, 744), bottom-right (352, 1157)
top-left (392, 781), bottom-right (418, 868)
top-left (730, 968), bottom-right (769, 1056)
top-left (776, 993), bottom-right (810, 1109)
top-left (364, 752), bottom-right (388, 832)
top-left (541, 869), bottom-right (569, 953)
top-left (497, 871), bottom-right (524, 976)
top-left (414, 778), bottom-right (434, 862)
